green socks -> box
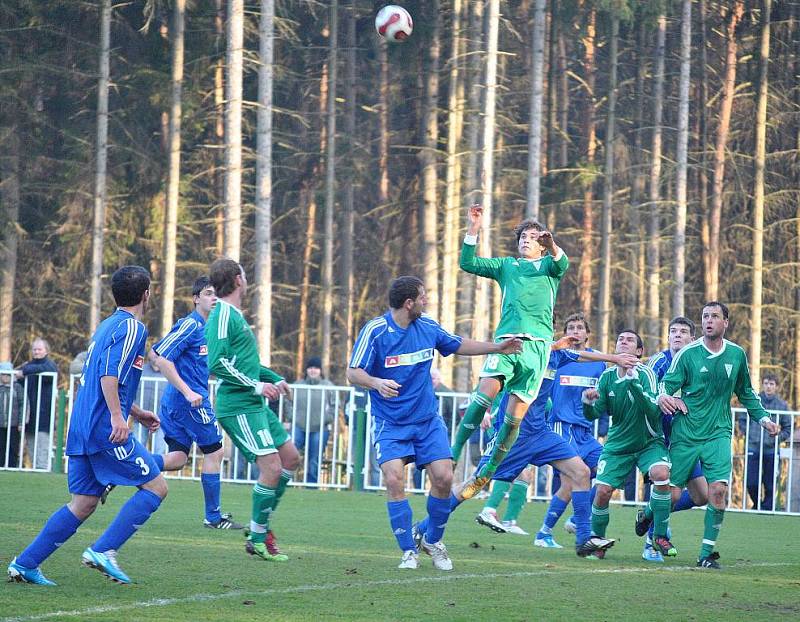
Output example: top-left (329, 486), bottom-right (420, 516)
top-left (591, 503), bottom-right (610, 537)
top-left (250, 483), bottom-right (278, 543)
top-left (479, 413), bottom-right (521, 477)
top-left (504, 479), bottom-right (529, 522)
top-left (700, 506), bottom-right (725, 559)
top-left (649, 489), bottom-right (672, 538)
top-left (451, 391), bottom-right (493, 460)
top-left (485, 480), bottom-right (511, 510)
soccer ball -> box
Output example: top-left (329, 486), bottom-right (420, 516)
top-left (375, 5), bottom-right (413, 43)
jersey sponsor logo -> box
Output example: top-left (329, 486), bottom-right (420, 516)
top-left (384, 348), bottom-right (434, 368)
top-left (724, 363), bottom-right (733, 378)
top-left (559, 375), bottom-right (598, 387)
top-left (132, 355), bottom-right (144, 370)
top-left (199, 345), bottom-right (208, 356)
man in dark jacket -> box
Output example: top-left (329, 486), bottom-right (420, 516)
top-left (17, 338), bottom-right (57, 470)
top-left (291, 357), bottom-right (336, 484)
top-left (737, 372), bottom-right (792, 510)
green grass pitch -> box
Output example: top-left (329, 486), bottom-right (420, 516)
top-left (1, 471), bottom-right (799, 621)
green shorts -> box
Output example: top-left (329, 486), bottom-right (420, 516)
top-left (669, 436), bottom-right (731, 488)
top-left (218, 408), bottom-right (290, 464)
top-left (594, 440), bottom-right (671, 490)
top-left (478, 339), bottom-right (550, 404)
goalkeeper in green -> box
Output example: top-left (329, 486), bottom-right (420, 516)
top-left (655, 302), bottom-right (780, 569)
top-left (582, 330), bottom-right (676, 559)
top-left (454, 205), bottom-right (568, 499)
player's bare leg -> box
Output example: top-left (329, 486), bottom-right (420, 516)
top-left (451, 376), bottom-right (502, 463)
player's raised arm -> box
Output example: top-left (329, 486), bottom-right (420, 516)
top-left (455, 336), bottom-right (523, 356)
top-left (459, 204), bottom-right (504, 279)
top-left (536, 230), bottom-right (568, 277)
top-left (581, 375), bottom-right (608, 422)
top-left (575, 349), bottom-right (638, 368)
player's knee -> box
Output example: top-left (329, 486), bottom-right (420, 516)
top-left (708, 482), bottom-right (727, 508)
top-left (281, 444), bottom-right (301, 471)
top-left (563, 460), bottom-right (590, 488)
top-left (649, 465), bottom-right (670, 485)
top-left (382, 469), bottom-right (405, 495)
top-left (429, 468), bottom-right (453, 493)
top-left (69, 495), bottom-right (100, 520)
top-left (594, 485), bottom-right (613, 505)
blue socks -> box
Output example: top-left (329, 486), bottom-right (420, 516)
top-left (387, 499), bottom-right (415, 552)
top-left (541, 495), bottom-right (568, 532)
top-left (17, 505), bottom-right (83, 568)
top-left (153, 454), bottom-right (165, 471)
top-left (201, 473), bottom-right (222, 523)
top-left (416, 493), bottom-right (461, 536)
top-left (571, 490), bottom-right (591, 545)
top-left (93, 489), bottom-right (162, 553)
top-left (425, 494), bottom-right (454, 544)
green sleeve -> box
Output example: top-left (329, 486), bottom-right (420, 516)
top-left (259, 365), bottom-right (284, 384)
top-left (547, 251), bottom-right (569, 279)
top-left (630, 367), bottom-right (661, 421)
top-left (660, 351), bottom-right (686, 397)
top-left (206, 310), bottom-right (261, 391)
top-left (734, 350), bottom-right (770, 423)
top-left (583, 374), bottom-right (608, 421)
top-left (459, 241), bottom-right (504, 280)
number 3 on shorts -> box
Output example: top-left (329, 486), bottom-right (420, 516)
top-left (596, 459), bottom-right (606, 476)
top-left (135, 456), bottom-right (150, 476)
top-left (485, 354), bottom-right (499, 370)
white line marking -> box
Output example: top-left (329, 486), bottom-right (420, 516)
top-left (3, 561), bottom-right (796, 622)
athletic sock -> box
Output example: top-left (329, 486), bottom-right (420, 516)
top-left (571, 490), bottom-right (591, 545)
top-left (649, 489), bottom-right (672, 538)
top-left (541, 495), bottom-right (569, 533)
top-left (387, 499), bottom-right (415, 552)
top-left (17, 505), bottom-right (83, 568)
top-left (590, 503), bottom-right (610, 538)
top-left (673, 488), bottom-right (695, 512)
top-left (250, 483), bottom-right (277, 544)
top-left (451, 391), bottom-right (493, 460)
top-left (479, 413), bottom-right (521, 476)
top-left (503, 479), bottom-right (528, 522)
top-left (425, 495), bottom-right (452, 544)
top-left (699, 506), bottom-right (724, 559)
top-left (416, 494), bottom-right (461, 536)
top-left (93, 489), bottom-right (162, 552)
top-left (201, 473), bottom-right (222, 523)
top-left (273, 468), bottom-right (293, 511)
top-left (485, 480), bottom-right (511, 510)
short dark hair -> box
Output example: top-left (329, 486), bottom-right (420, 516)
top-left (388, 276), bottom-right (424, 309)
top-left (192, 276), bottom-right (212, 298)
top-left (564, 312), bottom-right (591, 334)
top-left (209, 258), bottom-right (242, 298)
top-left (762, 372), bottom-right (779, 384)
top-left (669, 316), bottom-right (695, 336)
top-left (618, 328), bottom-right (644, 351)
top-left (513, 218), bottom-right (545, 244)
top-left (111, 266), bottom-right (150, 307)
top-left (702, 301), bottom-right (729, 320)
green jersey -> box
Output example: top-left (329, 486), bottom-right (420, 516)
top-left (459, 240), bottom-right (568, 340)
top-left (584, 364), bottom-right (663, 454)
top-left (205, 300), bottom-right (284, 417)
top-left (660, 338), bottom-right (768, 444)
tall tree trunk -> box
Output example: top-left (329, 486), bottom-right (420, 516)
top-left (254, 0), bottom-right (274, 362)
top-left (698, 0), bottom-right (710, 303)
top-left (377, 42), bottom-right (389, 206)
top-left (0, 127), bottom-right (19, 362)
top-left (214, 0), bottom-right (225, 255)
top-left (579, 5), bottom-right (596, 320)
top-left (224, 0), bottom-right (244, 261)
top-left (90, 0), bottom-right (111, 332)
top-left (160, 0), bottom-right (185, 337)
top-left (321, 0), bottom-right (338, 376)
top-left (420, 0), bottom-right (440, 318)
top-left (707, 1), bottom-right (744, 301)
top-left (646, 13), bottom-right (666, 352)
top-left (526, 0), bottom-right (547, 220)
top-left (441, 0), bottom-right (463, 387)
top-left (597, 13), bottom-right (618, 353)
top-left (673, 0), bottom-right (692, 317)
top-left (751, 0), bottom-right (771, 384)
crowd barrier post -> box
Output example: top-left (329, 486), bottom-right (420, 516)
top-left (53, 388), bottom-right (67, 474)
top-left (353, 406), bottom-right (367, 491)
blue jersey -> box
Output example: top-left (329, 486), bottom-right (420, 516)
top-left (66, 309), bottom-right (148, 455)
top-left (349, 312), bottom-right (462, 425)
top-left (549, 348), bottom-right (607, 430)
top-left (647, 349), bottom-right (673, 382)
top-left (152, 310), bottom-right (210, 410)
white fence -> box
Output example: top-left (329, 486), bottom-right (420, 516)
top-left (2, 372), bottom-right (800, 516)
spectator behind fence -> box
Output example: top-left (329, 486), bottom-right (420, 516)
top-left (292, 356), bottom-right (335, 484)
top-left (17, 338), bottom-right (57, 469)
top-left (1, 361), bottom-right (27, 468)
top-left (737, 373), bottom-right (792, 510)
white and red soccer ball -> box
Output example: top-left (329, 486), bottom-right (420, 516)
top-left (375, 5), bottom-right (413, 43)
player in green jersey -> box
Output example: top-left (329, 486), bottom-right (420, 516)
top-left (205, 258), bottom-right (301, 562)
top-left (656, 301), bottom-right (781, 569)
top-left (454, 205), bottom-right (569, 500)
top-left (582, 330), bottom-right (676, 559)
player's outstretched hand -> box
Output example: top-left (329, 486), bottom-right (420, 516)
top-left (762, 419), bottom-right (781, 437)
top-left (497, 337), bottom-right (523, 354)
top-left (480, 413), bottom-right (493, 430)
top-left (658, 395), bottom-right (687, 415)
top-left (553, 335), bottom-right (581, 350)
top-left (611, 353), bottom-right (639, 368)
top-left (109, 413), bottom-right (130, 444)
top-left (582, 388), bottom-right (599, 403)
top-left (183, 389), bottom-right (203, 408)
top-left (373, 378), bottom-right (401, 398)
top-left (276, 380), bottom-right (292, 400)
top-left (261, 383), bottom-right (280, 400)
top-left (135, 409), bottom-right (161, 432)
top-left (536, 230), bottom-right (556, 252)
top-left (467, 204), bottom-right (484, 227)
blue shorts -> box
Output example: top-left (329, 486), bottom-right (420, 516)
top-left (67, 436), bottom-right (161, 496)
top-left (372, 415), bottom-right (452, 468)
top-left (478, 427), bottom-right (578, 482)
top-left (551, 421), bottom-right (603, 471)
top-left (160, 403), bottom-right (223, 454)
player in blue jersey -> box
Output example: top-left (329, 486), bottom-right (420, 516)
top-left (417, 341), bottom-right (633, 557)
top-left (542, 313), bottom-right (609, 539)
top-left (346, 276), bottom-right (522, 571)
top-left (8, 266), bottom-right (167, 586)
top-left (148, 276), bottom-right (243, 530)
top-left (636, 316), bottom-right (708, 562)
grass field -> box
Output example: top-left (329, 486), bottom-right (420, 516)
top-left (1, 472), bottom-right (799, 622)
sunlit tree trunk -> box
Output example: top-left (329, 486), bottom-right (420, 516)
top-left (214, 0), bottom-right (225, 255)
top-left (90, 0), bottom-right (111, 331)
top-left (526, 0), bottom-right (546, 220)
top-left (673, 0), bottom-right (691, 317)
top-left (0, 126), bottom-right (19, 361)
top-left (579, 4), bottom-right (596, 319)
top-left (223, 0), bottom-right (243, 261)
